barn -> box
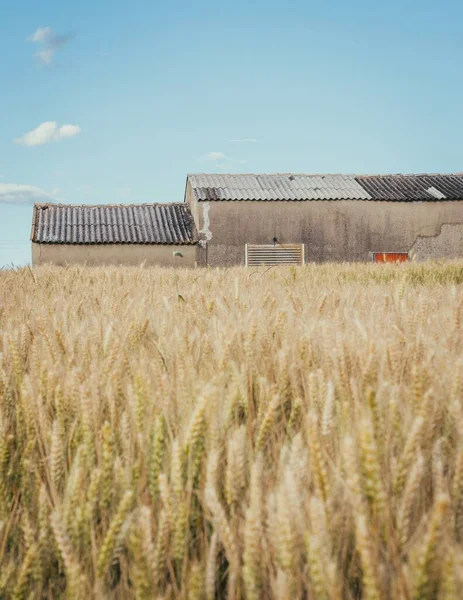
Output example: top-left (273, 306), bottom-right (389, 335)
top-left (31, 203), bottom-right (197, 267)
top-left (31, 172), bottom-right (463, 267)
top-left (185, 172), bottom-right (463, 266)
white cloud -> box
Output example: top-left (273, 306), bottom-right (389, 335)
top-left (36, 48), bottom-right (56, 66)
top-left (202, 152), bottom-right (227, 161)
top-left (28, 26), bottom-right (73, 66)
top-left (14, 121), bottom-right (81, 147)
top-left (0, 184), bottom-right (55, 206)
top-left (57, 124), bottom-right (81, 139)
top-left (228, 138), bottom-right (258, 143)
top-left (29, 26), bottom-right (53, 43)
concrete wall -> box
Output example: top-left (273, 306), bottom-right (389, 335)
top-left (32, 243), bottom-right (197, 267)
top-left (185, 183), bottom-right (199, 232)
top-left (410, 223), bottom-right (463, 260)
top-left (192, 197), bottom-right (463, 266)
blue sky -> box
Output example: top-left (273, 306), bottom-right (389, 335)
top-left (1, 0), bottom-right (463, 266)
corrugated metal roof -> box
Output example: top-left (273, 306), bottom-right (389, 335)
top-left (187, 173), bottom-right (463, 201)
top-left (356, 174), bottom-right (463, 200)
top-left (31, 203), bottom-right (198, 245)
top-left (188, 173), bottom-right (371, 201)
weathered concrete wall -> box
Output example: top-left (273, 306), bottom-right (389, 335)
top-left (194, 199), bottom-right (463, 265)
top-left (185, 183), bottom-right (199, 231)
top-left (410, 223), bottom-right (463, 260)
top-left (32, 243), bottom-right (197, 267)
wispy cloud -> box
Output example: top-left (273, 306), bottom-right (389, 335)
top-left (28, 26), bottom-right (74, 66)
top-left (197, 152), bottom-right (249, 170)
top-left (201, 152), bottom-right (228, 161)
top-left (15, 121), bottom-right (81, 147)
top-left (228, 138), bottom-right (258, 143)
top-left (29, 27), bottom-right (53, 44)
top-left (0, 184), bottom-right (56, 206)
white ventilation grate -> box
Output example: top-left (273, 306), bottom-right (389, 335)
top-left (245, 244), bottom-right (305, 266)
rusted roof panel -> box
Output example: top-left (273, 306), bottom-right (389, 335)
top-left (187, 173), bottom-right (463, 201)
top-left (31, 203), bottom-right (198, 245)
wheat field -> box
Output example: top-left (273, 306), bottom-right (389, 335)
top-left (0, 262), bottom-right (462, 599)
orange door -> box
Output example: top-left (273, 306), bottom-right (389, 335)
top-left (375, 253), bottom-right (408, 263)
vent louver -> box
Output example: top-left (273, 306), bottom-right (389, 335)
top-left (245, 244), bottom-right (304, 266)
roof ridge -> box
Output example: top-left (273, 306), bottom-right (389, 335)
top-left (187, 172), bottom-right (463, 177)
top-left (358, 172), bottom-right (463, 178)
top-left (34, 202), bottom-right (188, 208)
top-left (188, 173), bottom-right (463, 201)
